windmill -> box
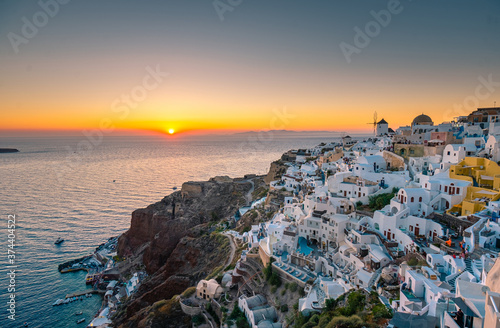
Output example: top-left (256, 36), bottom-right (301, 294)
top-left (367, 111), bottom-right (377, 137)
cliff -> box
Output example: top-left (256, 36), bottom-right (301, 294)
top-left (114, 231), bottom-right (230, 328)
top-left (114, 175), bottom-right (265, 327)
top-left (264, 160), bottom-right (287, 184)
top-left (118, 176), bottom-right (253, 273)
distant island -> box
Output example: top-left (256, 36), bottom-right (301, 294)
top-left (232, 130), bottom-right (339, 136)
top-left (0, 148), bottom-right (19, 153)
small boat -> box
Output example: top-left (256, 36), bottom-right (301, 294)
top-left (55, 237), bottom-right (64, 245)
top-left (172, 186), bottom-right (177, 190)
top-left (75, 311), bottom-right (83, 315)
top-left (76, 318), bottom-right (85, 324)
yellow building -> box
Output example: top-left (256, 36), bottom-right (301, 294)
top-left (447, 157), bottom-right (500, 216)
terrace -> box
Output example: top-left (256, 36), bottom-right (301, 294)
top-left (444, 297), bottom-right (480, 328)
top-left (273, 261), bottom-right (315, 285)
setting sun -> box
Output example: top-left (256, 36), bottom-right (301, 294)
top-left (168, 128), bottom-right (175, 135)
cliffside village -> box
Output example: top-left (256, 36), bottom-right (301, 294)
top-left (187, 107), bottom-right (500, 328)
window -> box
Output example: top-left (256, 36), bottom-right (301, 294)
top-left (444, 186), bottom-right (448, 192)
top-left (447, 151), bottom-right (451, 155)
top-left (411, 197), bottom-right (414, 202)
top-left (419, 197), bottom-right (422, 202)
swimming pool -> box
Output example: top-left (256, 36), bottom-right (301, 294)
top-left (298, 237), bottom-right (313, 256)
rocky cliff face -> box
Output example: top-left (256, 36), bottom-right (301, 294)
top-left (264, 160), bottom-right (287, 184)
top-left (118, 176), bottom-right (252, 273)
top-left (114, 175), bottom-right (264, 327)
top-left (114, 231), bottom-right (230, 328)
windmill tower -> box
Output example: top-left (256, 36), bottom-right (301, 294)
top-left (367, 111), bottom-right (377, 137)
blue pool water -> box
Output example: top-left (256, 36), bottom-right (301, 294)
top-left (281, 251), bottom-right (289, 262)
top-left (298, 237), bottom-right (313, 256)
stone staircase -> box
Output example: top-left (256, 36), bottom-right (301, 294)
top-left (368, 268), bottom-right (382, 288)
top-left (448, 274), bottom-right (459, 291)
top-left (465, 258), bottom-right (473, 274)
top-left (448, 258), bottom-right (477, 291)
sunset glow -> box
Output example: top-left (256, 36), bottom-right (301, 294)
top-left (1, 1), bottom-right (499, 136)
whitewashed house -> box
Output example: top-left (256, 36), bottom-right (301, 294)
top-left (238, 294), bottom-right (282, 328)
top-left (486, 135), bottom-right (500, 162)
top-left (442, 144), bottom-right (477, 164)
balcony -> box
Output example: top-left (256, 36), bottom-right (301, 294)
top-left (444, 311), bottom-right (462, 328)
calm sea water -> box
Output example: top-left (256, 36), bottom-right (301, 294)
top-left (0, 133), bottom-right (344, 328)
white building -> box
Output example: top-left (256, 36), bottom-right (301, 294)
top-left (486, 135), bottom-right (500, 162)
top-left (196, 279), bottom-right (223, 300)
top-left (377, 119), bottom-right (389, 136)
top-left (238, 294), bottom-right (282, 328)
top-left (442, 144), bottom-right (477, 165)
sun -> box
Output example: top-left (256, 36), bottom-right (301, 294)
top-left (168, 128), bottom-right (175, 135)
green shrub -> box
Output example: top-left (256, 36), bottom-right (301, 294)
top-left (269, 272), bottom-right (282, 287)
top-left (310, 314), bottom-right (320, 324)
top-left (325, 315), bottom-right (364, 328)
top-left (407, 257), bottom-right (418, 266)
top-left (317, 314), bottom-right (332, 328)
top-left (192, 314), bottom-right (205, 325)
top-left (206, 303), bottom-right (220, 325)
top-left (337, 291), bottom-right (365, 316)
top-left (229, 304), bottom-right (243, 320)
top-left (302, 322), bottom-right (316, 328)
top-left (372, 304), bottom-right (393, 319)
top-left (181, 286), bottom-right (196, 298)
top-left (368, 188), bottom-right (398, 210)
top-left (325, 298), bottom-right (338, 311)
top-left (289, 282), bottom-right (298, 292)
top-left (236, 317), bottom-right (250, 328)
top-left (280, 304), bottom-right (288, 312)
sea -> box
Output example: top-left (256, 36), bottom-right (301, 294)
top-left (0, 132), bottom-right (350, 328)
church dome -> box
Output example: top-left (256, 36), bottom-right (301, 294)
top-left (412, 114), bottom-right (433, 126)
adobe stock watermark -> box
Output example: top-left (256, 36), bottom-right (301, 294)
top-left (7, 0), bottom-right (71, 54)
top-left (6, 214), bottom-right (17, 321)
top-left (443, 74), bottom-right (500, 122)
top-left (340, 0), bottom-right (408, 64)
top-left (213, 0), bottom-right (243, 22)
top-left (52, 65), bottom-right (168, 182)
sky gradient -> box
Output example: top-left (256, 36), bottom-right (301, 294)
top-left (1, 0), bottom-right (500, 135)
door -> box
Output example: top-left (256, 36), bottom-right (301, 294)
top-left (415, 227), bottom-right (420, 236)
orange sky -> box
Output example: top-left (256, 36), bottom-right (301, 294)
top-left (1, 1), bottom-right (499, 136)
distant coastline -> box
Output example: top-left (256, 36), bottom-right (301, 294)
top-left (0, 148), bottom-right (19, 153)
